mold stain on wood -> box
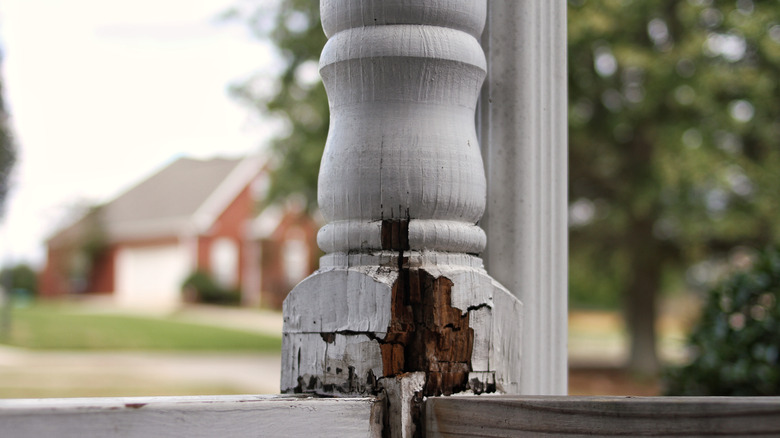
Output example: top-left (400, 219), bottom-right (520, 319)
top-left (380, 219), bottom-right (474, 397)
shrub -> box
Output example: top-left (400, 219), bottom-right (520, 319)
top-left (181, 270), bottom-right (240, 306)
top-left (665, 247), bottom-right (780, 396)
top-left (0, 263), bottom-right (38, 296)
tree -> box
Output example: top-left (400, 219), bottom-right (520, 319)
top-left (0, 263), bottom-right (38, 295)
top-left (568, 0), bottom-right (780, 373)
top-left (227, 0), bottom-right (326, 210)
top-left (0, 50), bottom-right (16, 218)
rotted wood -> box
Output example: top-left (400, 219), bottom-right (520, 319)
top-left (282, 229), bottom-right (520, 398)
top-left (382, 254), bottom-right (474, 396)
top-left (425, 396), bottom-right (780, 437)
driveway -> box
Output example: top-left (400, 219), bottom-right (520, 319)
top-left (0, 347), bottom-right (282, 398)
top-left (0, 304), bottom-right (285, 399)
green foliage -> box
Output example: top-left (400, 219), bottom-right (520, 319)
top-left (569, 248), bottom-right (626, 310)
top-left (61, 205), bottom-right (110, 290)
top-left (0, 263), bottom-right (38, 295)
top-left (181, 270), bottom-right (240, 305)
top-left (0, 57), bottom-right (16, 217)
top-left (665, 247), bottom-right (780, 395)
top-left (2, 303), bottom-right (280, 351)
top-left (570, 0), bottom-right (780, 251)
top-left (568, 0), bottom-right (780, 371)
top-left (79, 205), bottom-right (108, 261)
top-left (229, 0), bottom-right (327, 210)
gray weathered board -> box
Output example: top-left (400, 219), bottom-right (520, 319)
top-left (425, 395), bottom-right (780, 437)
top-left (0, 395), bottom-right (382, 438)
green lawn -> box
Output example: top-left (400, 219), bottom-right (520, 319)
top-left (0, 304), bottom-right (281, 351)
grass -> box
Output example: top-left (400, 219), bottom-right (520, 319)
top-left (0, 304), bottom-right (281, 351)
top-left (0, 377), bottom-right (248, 399)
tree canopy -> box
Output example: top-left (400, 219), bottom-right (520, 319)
top-left (569, 0), bottom-right (780, 373)
top-left (0, 52), bottom-right (16, 218)
top-left (228, 0), bottom-right (326, 211)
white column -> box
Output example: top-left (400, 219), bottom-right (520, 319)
top-left (282, 1), bottom-right (523, 434)
top-left (480, 0), bottom-right (569, 395)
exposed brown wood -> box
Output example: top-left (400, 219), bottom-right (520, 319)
top-left (425, 396), bottom-right (780, 437)
top-left (382, 267), bottom-right (474, 397)
top-left (378, 219), bottom-right (476, 398)
top-left (381, 219), bottom-right (410, 251)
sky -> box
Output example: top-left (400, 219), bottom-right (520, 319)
top-left (0, 0), bottom-right (281, 267)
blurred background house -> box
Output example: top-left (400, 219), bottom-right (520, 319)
top-left (251, 203), bottom-right (318, 310)
top-left (38, 155), bottom-right (318, 310)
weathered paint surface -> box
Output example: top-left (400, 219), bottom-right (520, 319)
top-left (281, 0), bottom-right (523, 436)
top-left (281, 253), bottom-right (521, 397)
top-left (479, 0), bottom-right (569, 395)
top-left (383, 372), bottom-right (426, 438)
top-left (0, 395), bottom-right (383, 438)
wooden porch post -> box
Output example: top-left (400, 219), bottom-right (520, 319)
top-left (281, 0), bottom-right (522, 435)
top-left (480, 0), bottom-right (569, 395)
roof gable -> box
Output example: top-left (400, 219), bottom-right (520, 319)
top-left (106, 157), bottom-right (242, 225)
top-left (49, 156), bottom-right (262, 246)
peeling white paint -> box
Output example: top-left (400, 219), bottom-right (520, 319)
top-left (282, 0), bottom-right (522, 418)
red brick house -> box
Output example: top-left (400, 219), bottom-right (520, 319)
top-left (251, 203), bottom-right (320, 309)
top-left (39, 155), bottom-right (318, 310)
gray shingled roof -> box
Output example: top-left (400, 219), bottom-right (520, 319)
top-left (49, 156), bottom-right (249, 246)
top-left (105, 157), bottom-right (241, 224)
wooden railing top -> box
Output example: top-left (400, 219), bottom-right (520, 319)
top-left (425, 395), bottom-right (780, 437)
top-left (5, 394), bottom-right (780, 437)
top-left (0, 394), bottom-right (383, 438)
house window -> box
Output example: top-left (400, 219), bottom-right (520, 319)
top-left (211, 237), bottom-right (238, 288)
top-left (283, 228), bottom-right (308, 285)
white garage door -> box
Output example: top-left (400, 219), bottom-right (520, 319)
top-left (116, 244), bottom-right (190, 310)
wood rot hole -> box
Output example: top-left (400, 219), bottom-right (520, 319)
top-left (379, 219), bottom-right (474, 397)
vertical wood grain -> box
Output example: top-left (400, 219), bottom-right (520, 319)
top-left (426, 396), bottom-right (780, 437)
top-left (480, 0), bottom-right (568, 395)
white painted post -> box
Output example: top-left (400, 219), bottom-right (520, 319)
top-left (282, 0), bottom-right (522, 435)
top-left (479, 0), bottom-right (569, 395)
